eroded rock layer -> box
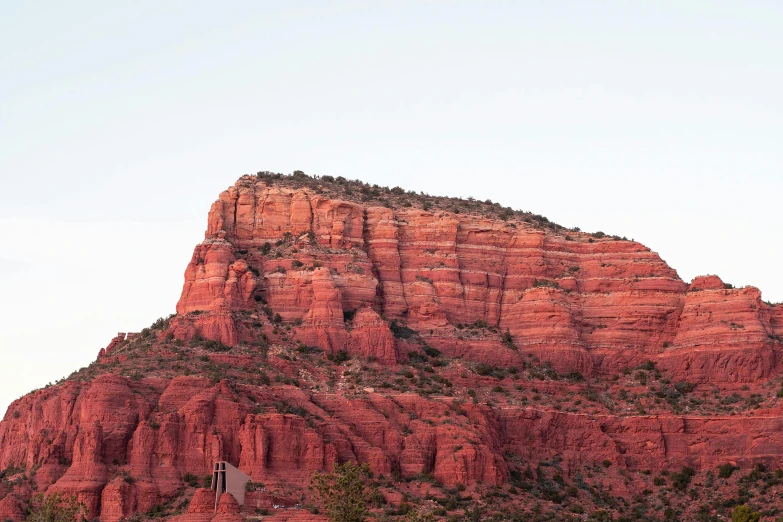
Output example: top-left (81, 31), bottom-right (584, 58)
top-left (176, 177), bottom-right (780, 383)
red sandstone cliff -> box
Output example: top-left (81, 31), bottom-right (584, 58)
top-left (174, 177), bottom-right (780, 383)
top-left (1, 173), bottom-right (782, 521)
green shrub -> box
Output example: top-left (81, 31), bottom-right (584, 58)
top-left (674, 381), bottom-right (695, 394)
top-left (310, 462), bottom-right (372, 522)
top-left (474, 364), bottom-right (507, 379)
top-left (328, 350), bottom-right (350, 364)
top-left (203, 339), bottom-right (231, 352)
top-left (297, 344), bottom-right (323, 355)
top-left (670, 466), bottom-right (695, 491)
top-left (423, 346), bottom-right (441, 358)
top-left (637, 360), bottom-right (656, 371)
top-left (26, 493), bottom-right (85, 522)
top-left (390, 320), bottom-right (417, 339)
top-left (718, 463), bottom-right (737, 479)
top-left (183, 472), bottom-right (199, 487)
top-left (532, 279), bottom-right (560, 289)
top-left (245, 480), bottom-right (264, 492)
top-left (731, 504), bottom-right (760, 522)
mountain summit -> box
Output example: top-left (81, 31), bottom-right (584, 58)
top-left (2, 172), bottom-right (782, 521)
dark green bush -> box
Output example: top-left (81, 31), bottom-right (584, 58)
top-left (328, 350), bottom-right (350, 364)
top-left (183, 472), bottom-right (199, 487)
top-left (423, 346), bottom-right (441, 358)
top-left (532, 279), bottom-right (560, 289)
top-left (719, 463), bottom-right (737, 479)
top-left (390, 320), bottom-right (417, 339)
top-left (670, 466), bottom-right (695, 491)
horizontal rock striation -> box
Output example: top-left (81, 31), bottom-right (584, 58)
top-left (175, 177), bottom-right (781, 382)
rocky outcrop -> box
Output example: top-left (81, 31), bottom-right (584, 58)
top-left (502, 287), bottom-right (593, 375)
top-left (213, 493), bottom-right (244, 522)
top-left (658, 281), bottom-right (779, 383)
top-left (3, 174), bottom-right (783, 520)
top-left (98, 333), bottom-right (127, 359)
top-left (0, 495), bottom-right (25, 521)
top-left (238, 414), bottom-right (336, 481)
top-left (174, 176), bottom-right (779, 383)
top-left (174, 239), bottom-right (259, 345)
top-left (295, 268), bottom-right (349, 354)
top-left (347, 308), bottom-right (398, 364)
top-left (168, 488), bottom-right (216, 522)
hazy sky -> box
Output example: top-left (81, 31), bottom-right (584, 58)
top-left (1, 1), bottom-right (781, 415)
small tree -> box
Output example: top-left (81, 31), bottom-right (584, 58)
top-left (731, 505), bottom-right (760, 522)
top-left (310, 462), bottom-right (371, 522)
top-left (27, 493), bottom-right (85, 522)
top-left (404, 508), bottom-right (435, 522)
top-left (589, 510), bottom-right (612, 522)
top-left (718, 463), bottom-right (736, 479)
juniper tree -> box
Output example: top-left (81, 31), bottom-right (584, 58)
top-left (310, 462), bottom-right (372, 522)
top-left (27, 493), bottom-right (84, 522)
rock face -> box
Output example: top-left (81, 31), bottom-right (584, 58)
top-left (2, 173), bottom-right (783, 521)
top-left (174, 177), bottom-right (779, 383)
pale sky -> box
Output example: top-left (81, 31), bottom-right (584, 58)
top-left (1, 1), bottom-right (781, 415)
